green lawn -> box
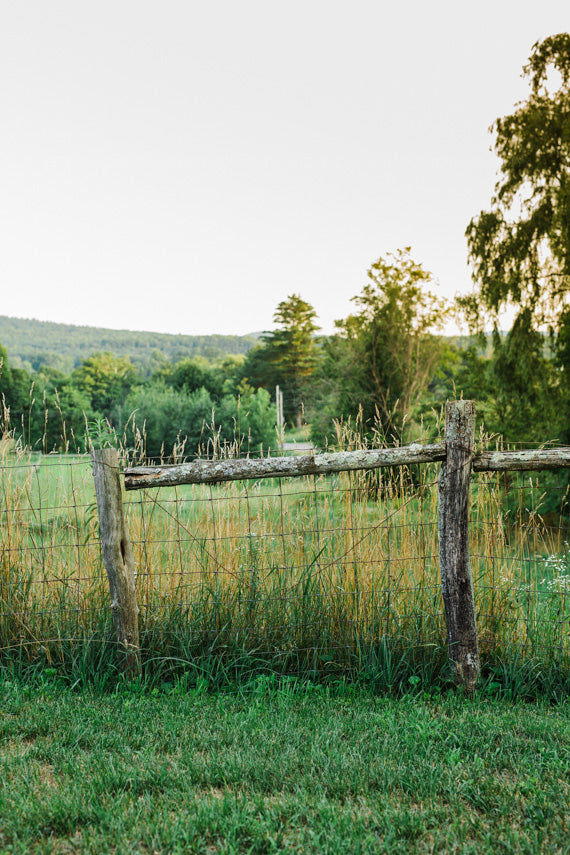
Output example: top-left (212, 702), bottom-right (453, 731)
top-left (1, 680), bottom-right (569, 853)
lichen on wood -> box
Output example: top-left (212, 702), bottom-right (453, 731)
top-left (124, 443), bottom-right (447, 490)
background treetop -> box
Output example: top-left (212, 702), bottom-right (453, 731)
top-left (257, 294), bottom-right (320, 428)
top-left (464, 33), bottom-right (570, 331)
top-left (310, 248), bottom-right (450, 444)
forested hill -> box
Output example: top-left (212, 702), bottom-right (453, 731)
top-left (0, 315), bottom-right (260, 376)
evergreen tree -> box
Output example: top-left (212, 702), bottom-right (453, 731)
top-left (254, 295), bottom-right (320, 428)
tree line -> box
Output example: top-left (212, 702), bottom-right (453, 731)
top-left (1, 35), bottom-right (569, 462)
top-left (0, 315), bottom-right (258, 377)
top-left (0, 344), bottom-right (276, 458)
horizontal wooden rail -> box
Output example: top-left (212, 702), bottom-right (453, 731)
top-left (124, 443), bottom-right (570, 490)
top-left (124, 443), bottom-right (447, 490)
top-left (473, 448), bottom-right (570, 471)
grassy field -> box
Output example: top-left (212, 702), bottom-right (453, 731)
top-left (0, 678), bottom-right (569, 854)
top-left (1, 437), bottom-right (569, 692)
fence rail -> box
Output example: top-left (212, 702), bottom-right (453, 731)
top-left (123, 444), bottom-right (570, 490)
top-left (123, 444), bottom-right (448, 489)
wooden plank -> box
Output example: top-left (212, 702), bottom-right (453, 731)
top-left (123, 443), bottom-right (447, 490)
top-left (473, 448), bottom-right (570, 471)
top-left (438, 400), bottom-right (480, 693)
top-left (92, 447), bottom-right (140, 677)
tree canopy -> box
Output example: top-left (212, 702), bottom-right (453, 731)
top-left (71, 352), bottom-right (140, 425)
top-left (250, 294), bottom-right (320, 427)
top-left (464, 33), bottom-right (570, 330)
top-left (461, 34), bottom-right (570, 444)
top-left (311, 249), bottom-right (449, 443)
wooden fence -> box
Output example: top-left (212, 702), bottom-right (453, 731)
top-left (92, 401), bottom-right (570, 688)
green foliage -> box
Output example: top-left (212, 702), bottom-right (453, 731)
top-left (489, 310), bottom-right (562, 441)
top-left (450, 343), bottom-right (493, 402)
top-left (462, 34), bottom-right (570, 445)
top-left (85, 416), bottom-right (118, 450)
top-left (71, 352), bottom-right (140, 425)
top-left (216, 384), bottom-right (276, 453)
top-left (437, 327), bottom-right (564, 444)
top-left (160, 355), bottom-right (216, 394)
top-left (0, 315), bottom-right (259, 376)
top-left (1, 333), bottom-right (270, 458)
top-left (464, 33), bottom-right (570, 329)
top-left (125, 383), bottom-right (215, 458)
top-left (0, 340), bottom-right (13, 387)
top-left (1, 342), bottom-right (94, 451)
top-left (124, 381), bottom-right (275, 459)
top-left (149, 354), bottom-right (247, 399)
top-left (252, 294), bottom-right (320, 427)
top-left (311, 249), bottom-right (448, 444)
top-left (39, 384), bottom-right (94, 453)
top-left (213, 354), bottom-right (248, 397)
top-left (0, 341), bottom-right (18, 432)
top-left (555, 307), bottom-right (570, 443)
top-left (0, 341), bottom-right (37, 435)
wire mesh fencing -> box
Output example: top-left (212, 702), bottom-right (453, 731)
top-left (123, 461), bottom-right (446, 671)
top-left (470, 467), bottom-right (569, 666)
top-left (0, 453), bottom-right (106, 654)
top-left (1, 442), bottom-right (569, 681)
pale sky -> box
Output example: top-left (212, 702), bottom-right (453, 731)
top-left (1, 2), bottom-right (568, 337)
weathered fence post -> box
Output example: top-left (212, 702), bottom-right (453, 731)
top-left (92, 447), bottom-right (140, 677)
top-left (438, 400), bottom-right (480, 692)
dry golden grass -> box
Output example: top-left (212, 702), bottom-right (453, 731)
top-left (0, 430), bottom-right (568, 674)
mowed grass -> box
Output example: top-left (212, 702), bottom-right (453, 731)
top-left (0, 679), bottom-right (569, 854)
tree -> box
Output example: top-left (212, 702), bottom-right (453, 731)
top-left (125, 383), bottom-right (215, 459)
top-left (124, 381), bottom-right (275, 459)
top-left (40, 383), bottom-right (95, 453)
top-left (489, 310), bottom-right (561, 440)
top-left (217, 383), bottom-right (276, 453)
top-left (464, 33), bottom-right (570, 329)
top-left (0, 340), bottom-right (16, 433)
top-left (251, 295), bottom-right (320, 428)
top-left (463, 34), bottom-right (570, 441)
top-left (0, 340), bottom-right (35, 439)
top-left (555, 307), bottom-right (570, 443)
top-left (71, 352), bottom-right (140, 425)
top-left (164, 357), bottom-right (216, 396)
top-left (312, 249), bottom-right (448, 444)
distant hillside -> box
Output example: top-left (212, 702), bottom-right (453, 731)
top-left (0, 315), bottom-right (260, 376)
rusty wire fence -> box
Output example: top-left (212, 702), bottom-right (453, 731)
top-left (0, 443), bottom-right (569, 682)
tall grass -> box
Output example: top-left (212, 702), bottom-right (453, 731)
top-left (0, 421), bottom-right (569, 692)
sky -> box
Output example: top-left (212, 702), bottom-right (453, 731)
top-left (1, 1), bottom-right (568, 338)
